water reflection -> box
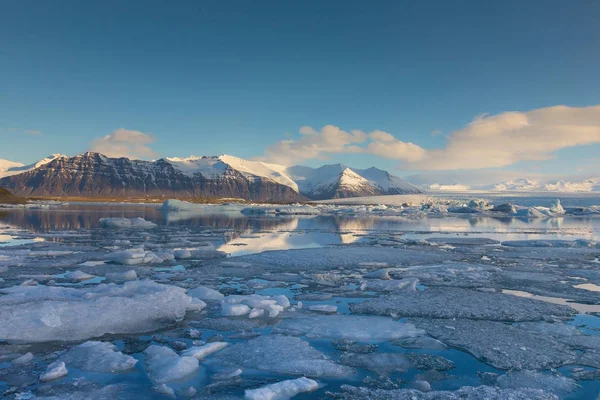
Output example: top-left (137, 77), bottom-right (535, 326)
top-left (0, 205), bottom-right (598, 255)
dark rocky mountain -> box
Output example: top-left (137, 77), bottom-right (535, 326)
top-left (0, 153), bottom-right (305, 202)
top-left (0, 153), bottom-right (422, 201)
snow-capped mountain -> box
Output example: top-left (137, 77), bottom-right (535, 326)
top-left (0, 153), bottom-right (421, 200)
top-left (0, 154), bottom-right (66, 178)
top-left (287, 164), bottom-right (421, 199)
top-left (489, 177), bottom-right (600, 192)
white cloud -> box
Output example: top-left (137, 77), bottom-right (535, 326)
top-left (262, 125), bottom-right (424, 166)
top-left (25, 129), bottom-right (42, 135)
top-left (405, 105), bottom-right (600, 170)
top-left (262, 105), bottom-right (600, 170)
top-left (90, 128), bottom-right (159, 159)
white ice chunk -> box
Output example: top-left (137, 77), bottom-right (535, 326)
top-left (186, 297), bottom-right (207, 311)
top-left (104, 270), bottom-right (137, 283)
top-left (214, 335), bottom-right (353, 378)
top-left (63, 270), bottom-right (96, 282)
top-left (40, 361), bottom-right (68, 382)
top-left (273, 295), bottom-right (291, 309)
top-left (0, 280), bottom-right (191, 342)
top-left (276, 315), bottom-right (424, 341)
top-left (60, 341), bottom-right (137, 372)
top-left (152, 384), bottom-right (176, 398)
top-left (361, 278), bottom-right (418, 292)
top-left (245, 377), bottom-right (319, 400)
top-left (187, 285), bottom-right (224, 301)
top-left (221, 303), bottom-right (251, 316)
top-left (99, 217), bottom-right (157, 229)
top-left (144, 345), bottom-right (199, 383)
top-left (104, 248), bottom-right (173, 265)
top-left (249, 308), bottom-right (265, 319)
top-left (308, 304), bottom-right (337, 313)
top-left (12, 352), bottom-right (34, 365)
top-left (181, 342), bottom-right (229, 360)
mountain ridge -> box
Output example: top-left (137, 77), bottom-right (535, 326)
top-left (0, 153), bottom-right (422, 200)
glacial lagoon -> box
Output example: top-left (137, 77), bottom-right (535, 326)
top-left (0, 197), bottom-right (599, 399)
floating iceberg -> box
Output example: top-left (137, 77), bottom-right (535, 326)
top-left (181, 342), bottom-right (229, 360)
top-left (213, 335), bottom-right (354, 378)
top-left (104, 248), bottom-right (175, 265)
top-left (0, 280), bottom-right (191, 342)
top-left (60, 341), bottom-right (137, 372)
top-left (245, 377), bottom-right (318, 400)
top-left (40, 361), bottom-right (68, 382)
top-left (187, 284), bottom-right (225, 300)
top-left (144, 344), bottom-right (199, 383)
top-left (275, 314), bottom-right (424, 341)
top-left (99, 217), bottom-right (157, 229)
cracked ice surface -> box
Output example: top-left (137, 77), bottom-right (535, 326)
top-left (410, 318), bottom-right (578, 370)
top-left (350, 287), bottom-right (576, 322)
top-left (212, 335), bottom-right (354, 378)
top-left (333, 385), bottom-right (559, 400)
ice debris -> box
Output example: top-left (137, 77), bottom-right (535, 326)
top-left (144, 345), bottom-right (199, 383)
top-left (60, 341), bottom-right (137, 372)
top-left (181, 342), bottom-right (229, 360)
top-left (99, 217), bottom-right (157, 229)
top-left (40, 361), bottom-right (68, 382)
top-left (0, 280), bottom-right (191, 342)
top-left (274, 314), bottom-right (424, 341)
top-left (214, 335), bottom-right (354, 378)
top-left (104, 247), bottom-right (175, 265)
top-left (245, 377), bottom-right (319, 400)
top-left (187, 284), bottom-right (225, 301)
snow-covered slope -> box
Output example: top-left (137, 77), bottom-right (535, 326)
top-left (0, 159), bottom-right (25, 177)
top-left (1, 153), bottom-right (421, 200)
top-left (287, 164), bottom-right (422, 199)
top-left (166, 155), bottom-right (299, 191)
top-left (0, 154), bottom-right (65, 178)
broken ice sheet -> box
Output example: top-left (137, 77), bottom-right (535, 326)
top-left (0, 280), bottom-right (191, 342)
top-left (350, 287), bottom-right (576, 322)
top-left (59, 341), bottom-right (137, 373)
top-left (211, 335), bottom-right (354, 378)
top-left (410, 318), bottom-right (577, 370)
top-left (274, 314), bottom-right (424, 341)
top-left (334, 384), bottom-right (559, 400)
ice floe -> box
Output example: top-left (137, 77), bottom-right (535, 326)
top-left (274, 314), bottom-right (424, 341)
top-left (40, 361), bottom-right (68, 382)
top-left (144, 344), bottom-right (199, 383)
top-left (0, 280), bottom-right (191, 342)
top-left (350, 287), bottom-right (576, 322)
top-left (60, 341), bottom-right (137, 372)
top-left (213, 335), bottom-right (354, 378)
top-left (245, 377), bottom-right (318, 400)
top-left (99, 217), bottom-right (157, 229)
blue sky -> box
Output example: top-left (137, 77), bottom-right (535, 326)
top-left (1, 0), bottom-right (599, 180)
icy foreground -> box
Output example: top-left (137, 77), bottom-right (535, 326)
top-left (0, 199), bottom-right (599, 399)
top-left (0, 280), bottom-right (191, 342)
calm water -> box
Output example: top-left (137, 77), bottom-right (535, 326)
top-left (1, 204), bottom-right (600, 255)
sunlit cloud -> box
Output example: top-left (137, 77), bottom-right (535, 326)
top-left (262, 105), bottom-right (600, 170)
top-left (89, 128), bottom-right (159, 159)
